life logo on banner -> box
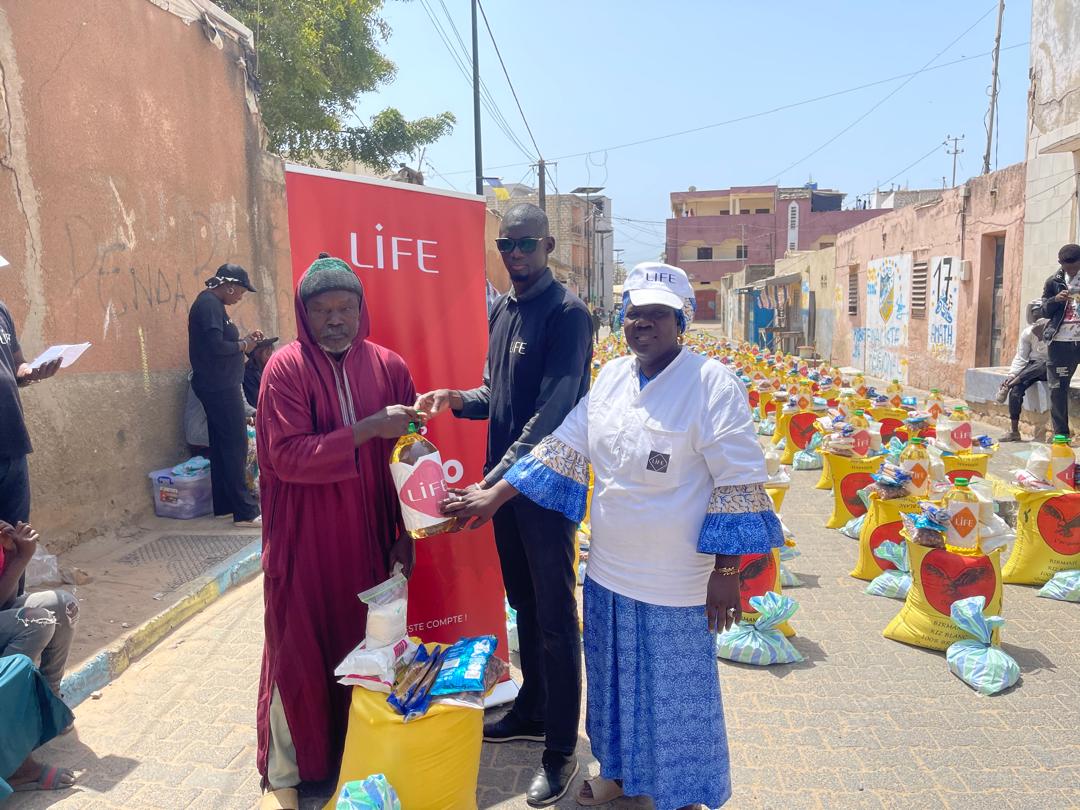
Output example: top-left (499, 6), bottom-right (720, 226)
top-left (284, 165), bottom-right (507, 657)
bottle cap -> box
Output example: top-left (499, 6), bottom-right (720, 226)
top-left (407, 422), bottom-right (418, 434)
top-left (954, 477), bottom-right (970, 486)
top-left (854, 409), bottom-right (865, 416)
top-left (910, 437), bottom-right (924, 445)
top-left (1053, 434), bottom-right (1070, 444)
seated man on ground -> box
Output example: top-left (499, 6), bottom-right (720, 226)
top-left (998, 301), bottom-right (1050, 442)
top-left (0, 520), bottom-right (78, 795)
top-left (0, 520), bottom-right (79, 700)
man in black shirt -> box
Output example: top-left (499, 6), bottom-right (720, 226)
top-left (417, 204), bottom-right (592, 806)
top-left (0, 299), bottom-right (61, 564)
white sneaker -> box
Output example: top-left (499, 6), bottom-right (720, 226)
top-left (234, 516), bottom-right (262, 529)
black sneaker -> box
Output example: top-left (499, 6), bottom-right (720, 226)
top-left (526, 752), bottom-right (579, 807)
top-left (483, 713), bottom-right (545, 744)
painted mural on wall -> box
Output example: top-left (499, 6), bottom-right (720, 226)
top-left (852, 254), bottom-right (911, 383)
top-left (928, 256), bottom-right (960, 361)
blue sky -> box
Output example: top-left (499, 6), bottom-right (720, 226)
top-left (356, 1), bottom-right (1032, 268)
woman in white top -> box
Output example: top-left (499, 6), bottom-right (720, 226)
top-left (443, 263), bottom-right (783, 810)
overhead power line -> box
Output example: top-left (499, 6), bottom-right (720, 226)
top-left (418, 0), bottom-right (535, 162)
top-left (764, 3), bottom-right (1002, 182)
top-left (442, 40), bottom-right (1026, 177)
top-left (476, 0), bottom-right (543, 159)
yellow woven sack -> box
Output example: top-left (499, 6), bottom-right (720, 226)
top-left (826, 455), bottom-right (880, 529)
top-left (869, 407), bottom-right (908, 444)
top-left (883, 542), bottom-right (1002, 651)
top-left (1002, 490), bottom-right (1080, 585)
top-left (943, 453), bottom-right (989, 483)
top-left (772, 410), bottom-right (790, 446)
top-left (815, 451), bottom-right (834, 490)
top-left (780, 411), bottom-right (819, 465)
top-left (739, 547), bottom-right (794, 637)
top-left (327, 676), bottom-right (483, 810)
top-left (851, 494), bottom-right (922, 581)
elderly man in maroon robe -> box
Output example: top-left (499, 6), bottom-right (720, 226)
top-left (254, 254), bottom-right (421, 810)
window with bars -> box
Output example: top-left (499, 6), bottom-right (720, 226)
top-left (736, 244), bottom-right (748, 259)
top-left (911, 261), bottom-right (929, 318)
top-left (847, 268), bottom-right (859, 315)
top-left (788, 201), bottom-right (800, 230)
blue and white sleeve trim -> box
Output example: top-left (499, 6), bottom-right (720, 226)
top-left (504, 436), bottom-right (590, 523)
top-left (697, 483), bottom-right (785, 555)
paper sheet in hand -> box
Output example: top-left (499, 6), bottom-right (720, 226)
top-left (29, 342), bottom-right (91, 370)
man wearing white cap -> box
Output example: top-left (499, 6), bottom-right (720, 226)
top-left (445, 262), bottom-right (781, 810)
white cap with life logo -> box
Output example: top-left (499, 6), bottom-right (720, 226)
top-left (624, 262), bottom-right (694, 311)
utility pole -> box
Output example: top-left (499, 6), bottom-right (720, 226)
top-left (945, 135), bottom-right (964, 187)
top-left (983, 0), bottom-right (1005, 174)
top-left (537, 159), bottom-right (546, 212)
top-left (471, 0), bottom-right (483, 196)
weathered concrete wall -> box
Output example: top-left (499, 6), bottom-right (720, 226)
top-left (0, 1), bottom-right (294, 549)
top-left (775, 247), bottom-right (837, 361)
top-left (1021, 0), bottom-right (1080, 312)
top-left (833, 164), bottom-right (1026, 396)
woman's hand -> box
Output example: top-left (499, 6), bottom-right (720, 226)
top-left (440, 481), bottom-right (514, 529)
top-left (1055, 290), bottom-right (1070, 304)
top-left (706, 569), bottom-right (742, 633)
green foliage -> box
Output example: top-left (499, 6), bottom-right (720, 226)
top-left (219, 0), bottom-right (454, 170)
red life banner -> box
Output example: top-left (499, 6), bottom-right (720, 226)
top-left (283, 165), bottom-right (506, 654)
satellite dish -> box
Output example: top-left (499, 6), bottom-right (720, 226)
top-left (688, 185), bottom-right (697, 192)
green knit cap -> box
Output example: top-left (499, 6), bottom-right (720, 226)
top-left (299, 253), bottom-right (363, 304)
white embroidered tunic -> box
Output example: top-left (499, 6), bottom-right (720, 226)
top-left (505, 348), bottom-right (783, 608)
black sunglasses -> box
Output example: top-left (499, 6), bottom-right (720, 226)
top-left (496, 237), bottom-right (545, 254)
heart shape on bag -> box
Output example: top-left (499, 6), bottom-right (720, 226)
top-left (920, 549), bottom-right (995, 616)
top-left (397, 459), bottom-right (449, 517)
top-left (852, 430), bottom-right (871, 457)
top-left (950, 423), bottom-right (972, 450)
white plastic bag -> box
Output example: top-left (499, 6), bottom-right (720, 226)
top-left (336, 637), bottom-right (419, 692)
top-left (358, 566), bottom-right (409, 648)
top-left (24, 546), bottom-right (60, 587)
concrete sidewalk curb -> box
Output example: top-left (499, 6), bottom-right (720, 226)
top-left (60, 537), bottom-right (263, 709)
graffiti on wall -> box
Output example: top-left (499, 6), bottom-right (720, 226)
top-left (928, 256), bottom-right (960, 361)
top-left (857, 254), bottom-right (911, 383)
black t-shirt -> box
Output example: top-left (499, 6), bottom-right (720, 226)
top-left (188, 290), bottom-right (244, 391)
top-left (0, 301), bottom-right (31, 459)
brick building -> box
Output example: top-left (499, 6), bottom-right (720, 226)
top-left (665, 184), bottom-right (887, 320)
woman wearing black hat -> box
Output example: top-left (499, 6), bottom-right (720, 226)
top-left (187, 263), bottom-right (263, 527)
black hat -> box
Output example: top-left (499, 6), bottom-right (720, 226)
top-left (207, 263), bottom-right (257, 292)
top-left (1059, 244), bottom-right (1080, 266)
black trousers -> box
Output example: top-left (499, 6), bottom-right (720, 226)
top-left (1007, 360), bottom-right (1048, 421)
top-left (193, 386), bottom-right (259, 522)
top-left (1048, 341), bottom-right (1080, 436)
top-left (492, 496), bottom-right (581, 756)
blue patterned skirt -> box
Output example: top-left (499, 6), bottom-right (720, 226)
top-left (583, 577), bottom-right (731, 810)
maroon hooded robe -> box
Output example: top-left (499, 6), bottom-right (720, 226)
top-left (255, 281), bottom-right (415, 782)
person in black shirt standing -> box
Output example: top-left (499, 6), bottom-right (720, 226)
top-left (0, 298), bottom-right (61, 593)
top-left (188, 264), bottom-right (263, 527)
top-left (417, 203), bottom-right (593, 807)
